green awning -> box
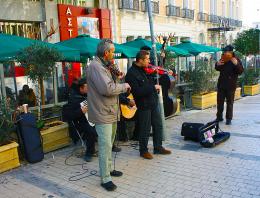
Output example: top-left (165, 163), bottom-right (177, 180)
top-left (0, 33), bottom-right (81, 62)
top-left (122, 38), bottom-right (191, 57)
top-left (174, 40), bottom-right (221, 56)
top-left (56, 34), bottom-right (139, 59)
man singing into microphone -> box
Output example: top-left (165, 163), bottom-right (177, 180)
top-left (215, 45), bottom-right (244, 125)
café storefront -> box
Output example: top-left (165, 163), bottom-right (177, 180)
top-left (1, 3), bottom-right (113, 111)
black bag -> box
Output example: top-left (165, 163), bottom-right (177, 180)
top-left (181, 122), bottom-right (204, 142)
top-left (199, 121), bottom-right (230, 148)
top-left (17, 113), bottom-right (44, 163)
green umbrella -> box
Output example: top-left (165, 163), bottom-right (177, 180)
top-left (174, 40), bottom-right (221, 56)
top-left (122, 38), bottom-right (191, 57)
top-left (0, 33), bottom-right (80, 62)
top-left (56, 34), bottom-right (139, 59)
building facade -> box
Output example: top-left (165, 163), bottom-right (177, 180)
top-left (110, 0), bottom-right (243, 47)
top-left (0, 0), bottom-right (244, 106)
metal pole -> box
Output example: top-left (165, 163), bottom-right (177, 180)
top-left (0, 63), bottom-right (7, 100)
top-left (12, 62), bottom-right (18, 98)
top-left (146, 0), bottom-right (166, 140)
top-left (147, 0), bottom-right (158, 67)
top-left (177, 57), bottom-right (180, 84)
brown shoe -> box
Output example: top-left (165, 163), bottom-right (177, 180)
top-left (154, 147), bottom-right (171, 155)
top-left (140, 152), bottom-right (153, 159)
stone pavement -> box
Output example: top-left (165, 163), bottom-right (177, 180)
top-left (1, 94), bottom-right (260, 198)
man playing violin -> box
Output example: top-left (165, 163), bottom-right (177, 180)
top-left (215, 45), bottom-right (244, 125)
top-left (125, 50), bottom-right (171, 160)
top-left (87, 39), bottom-right (131, 191)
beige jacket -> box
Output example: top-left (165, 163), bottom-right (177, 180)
top-left (86, 58), bottom-right (127, 124)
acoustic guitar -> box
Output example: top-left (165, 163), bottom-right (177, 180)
top-left (120, 94), bottom-right (137, 119)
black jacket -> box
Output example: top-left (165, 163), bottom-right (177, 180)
top-left (125, 62), bottom-right (158, 110)
top-left (215, 57), bottom-right (244, 91)
top-left (62, 90), bottom-right (89, 143)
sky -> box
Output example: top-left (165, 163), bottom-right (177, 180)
top-left (242, 0), bottom-right (260, 27)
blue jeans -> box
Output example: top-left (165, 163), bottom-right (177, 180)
top-left (95, 122), bottom-right (117, 183)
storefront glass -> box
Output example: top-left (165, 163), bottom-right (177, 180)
top-left (3, 62), bottom-right (54, 107)
top-left (57, 62), bottom-right (70, 103)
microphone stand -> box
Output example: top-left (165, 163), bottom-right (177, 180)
top-left (147, 0), bottom-right (167, 141)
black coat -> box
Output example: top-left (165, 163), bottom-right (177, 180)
top-left (62, 90), bottom-right (91, 143)
top-left (125, 63), bottom-right (158, 110)
top-left (215, 57), bottom-right (244, 91)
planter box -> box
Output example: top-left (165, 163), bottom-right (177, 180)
top-left (41, 121), bottom-right (71, 153)
top-left (234, 87), bottom-right (242, 100)
top-left (243, 84), bottom-right (260, 96)
top-left (192, 92), bottom-right (217, 110)
top-left (0, 142), bottom-right (20, 173)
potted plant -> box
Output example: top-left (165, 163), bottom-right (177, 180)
top-left (0, 98), bottom-right (20, 173)
top-left (188, 59), bottom-right (218, 109)
top-left (234, 29), bottom-right (260, 96)
top-left (16, 44), bottom-right (71, 153)
top-left (241, 67), bottom-right (260, 96)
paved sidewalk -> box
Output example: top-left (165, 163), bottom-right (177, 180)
top-left (1, 94), bottom-right (260, 198)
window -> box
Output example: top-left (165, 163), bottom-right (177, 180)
top-left (199, 0), bottom-right (204, 12)
top-left (56, 63), bottom-right (69, 103)
top-left (56, 0), bottom-right (73, 5)
top-left (198, 33), bottom-right (205, 45)
top-left (222, 1), bottom-right (225, 17)
top-left (236, 1), bottom-right (239, 19)
top-left (232, 1), bottom-right (235, 18)
top-left (168, 0), bottom-right (175, 5)
top-left (210, 0), bottom-right (214, 14)
top-left (56, 0), bottom-right (93, 6)
top-left (183, 0), bottom-right (188, 8)
top-left (0, 22), bottom-right (41, 40)
top-left (214, 0), bottom-right (217, 15)
top-left (229, 0), bottom-right (232, 18)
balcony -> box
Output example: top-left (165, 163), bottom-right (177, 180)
top-left (141, 1), bottom-right (159, 14)
top-left (228, 18), bottom-right (237, 27)
top-left (181, 8), bottom-right (194, 20)
top-left (209, 15), bottom-right (218, 23)
top-left (197, 12), bottom-right (209, 22)
top-left (118, 0), bottom-right (139, 11)
top-left (236, 20), bottom-right (242, 27)
top-left (166, 5), bottom-right (181, 17)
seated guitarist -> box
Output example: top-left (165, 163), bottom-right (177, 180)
top-left (62, 78), bottom-right (97, 162)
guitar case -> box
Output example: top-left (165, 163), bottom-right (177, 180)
top-left (159, 74), bottom-right (177, 117)
top-left (181, 122), bottom-right (205, 141)
top-left (17, 113), bottom-right (44, 163)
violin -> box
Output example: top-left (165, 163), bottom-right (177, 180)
top-left (106, 60), bottom-right (124, 79)
top-left (144, 64), bottom-right (176, 77)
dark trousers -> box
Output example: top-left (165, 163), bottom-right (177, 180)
top-left (78, 121), bottom-right (97, 155)
top-left (217, 89), bottom-right (235, 120)
top-left (137, 105), bottom-right (163, 154)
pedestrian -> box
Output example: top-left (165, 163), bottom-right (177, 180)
top-left (86, 39), bottom-right (131, 191)
top-left (215, 45), bottom-right (244, 125)
top-left (18, 84), bottom-right (36, 107)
